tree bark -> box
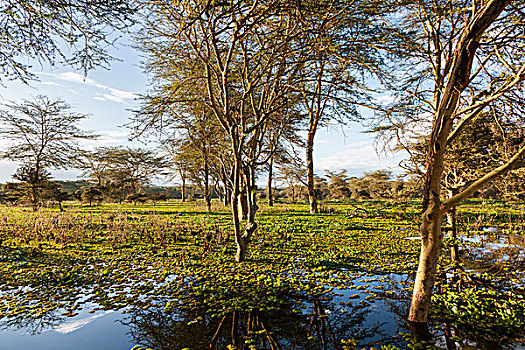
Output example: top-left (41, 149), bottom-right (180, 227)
top-left (181, 176), bottom-right (186, 202)
top-left (306, 131), bottom-right (317, 213)
top-left (409, 198), bottom-right (444, 323)
top-left (409, 0), bottom-right (511, 324)
top-left (204, 157), bottom-right (211, 212)
top-left (267, 154), bottom-right (274, 207)
top-left (446, 206), bottom-right (459, 262)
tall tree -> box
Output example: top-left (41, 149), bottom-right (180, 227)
top-left (378, 0), bottom-right (525, 324)
top-left (292, 0), bottom-right (398, 213)
top-left (0, 0), bottom-right (135, 83)
top-left (136, 0), bottom-right (309, 262)
top-left (0, 95), bottom-right (93, 207)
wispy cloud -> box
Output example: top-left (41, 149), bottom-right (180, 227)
top-left (40, 81), bottom-right (65, 88)
top-left (79, 129), bottom-right (129, 147)
top-left (100, 130), bottom-right (130, 138)
top-left (39, 72), bottom-right (138, 104)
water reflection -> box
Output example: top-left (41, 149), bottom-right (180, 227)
top-left (122, 291), bottom-right (407, 350)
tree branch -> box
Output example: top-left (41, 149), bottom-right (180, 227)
top-left (443, 145), bottom-right (525, 212)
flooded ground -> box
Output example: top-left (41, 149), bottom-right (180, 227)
top-left (0, 273), bottom-right (413, 350)
top-left (0, 202), bottom-right (524, 349)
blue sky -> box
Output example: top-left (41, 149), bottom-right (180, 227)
top-left (0, 39), bottom-right (404, 185)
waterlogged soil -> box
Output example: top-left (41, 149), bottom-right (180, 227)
top-left (0, 200), bottom-right (523, 349)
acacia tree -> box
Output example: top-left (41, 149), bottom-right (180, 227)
top-left (291, 0), bottom-right (399, 214)
top-left (0, 95), bottom-right (94, 208)
top-left (0, 0), bottom-right (135, 83)
top-left (379, 0), bottom-right (525, 324)
top-left (136, 0), bottom-right (310, 262)
top-left (80, 147), bottom-right (169, 202)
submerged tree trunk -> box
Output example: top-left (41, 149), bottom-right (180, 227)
top-left (306, 131), bottom-right (317, 213)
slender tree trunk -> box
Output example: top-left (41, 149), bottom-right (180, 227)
top-left (224, 187), bottom-right (230, 206)
top-left (245, 165), bottom-right (258, 239)
top-left (181, 177), bottom-right (186, 202)
top-left (446, 206), bottom-right (459, 262)
top-left (231, 148), bottom-right (249, 262)
top-left (204, 158), bottom-right (211, 212)
top-left (306, 131), bottom-right (317, 213)
top-left (221, 166), bottom-right (231, 206)
top-left (267, 154), bottom-right (274, 207)
top-left (231, 311), bottom-right (239, 348)
top-left (407, 0), bottom-right (515, 326)
top-left (238, 186), bottom-right (248, 221)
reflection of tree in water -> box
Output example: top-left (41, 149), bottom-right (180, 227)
top-left (0, 305), bottom-right (65, 335)
top-left (123, 293), bottom-right (389, 350)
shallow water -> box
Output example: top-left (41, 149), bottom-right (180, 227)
top-left (0, 309), bottom-right (132, 350)
top-left (0, 273), bottom-right (412, 350)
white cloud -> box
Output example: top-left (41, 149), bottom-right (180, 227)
top-left (109, 89), bottom-right (136, 100)
top-left (103, 93), bottom-right (126, 103)
top-left (375, 94), bottom-right (397, 104)
top-left (100, 130), bottom-right (130, 138)
top-left (76, 129), bottom-right (130, 148)
top-left (39, 72), bottom-right (138, 104)
top-left (40, 81), bottom-right (65, 87)
top-left (315, 145), bottom-right (405, 176)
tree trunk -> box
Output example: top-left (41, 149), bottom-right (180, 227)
top-left (231, 149), bottom-right (248, 262)
top-left (238, 186), bottom-right (248, 221)
top-left (408, 0), bottom-right (514, 326)
top-left (409, 199), bottom-right (444, 323)
top-left (181, 177), bottom-right (186, 202)
top-left (245, 165), bottom-right (258, 239)
top-left (306, 131), bottom-right (317, 213)
top-left (204, 158), bottom-right (211, 212)
top-left (224, 187), bottom-right (230, 206)
top-left (267, 154), bottom-right (274, 207)
top-left (446, 207), bottom-right (459, 262)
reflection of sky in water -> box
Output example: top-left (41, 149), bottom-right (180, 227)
top-left (0, 273), bottom-right (413, 350)
top-left (52, 311), bottom-right (112, 334)
top-left (0, 309), bottom-right (132, 350)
